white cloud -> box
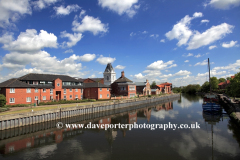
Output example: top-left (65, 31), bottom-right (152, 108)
top-left (142, 31), bottom-right (148, 34)
top-left (174, 70), bottom-right (191, 76)
top-left (54, 4), bottom-right (80, 16)
top-left (130, 32), bottom-right (136, 36)
top-left (194, 59), bottom-right (214, 66)
top-left (201, 19), bottom-right (209, 23)
top-left (213, 59), bottom-right (240, 72)
top-left (133, 73), bottom-right (145, 79)
top-left (115, 65), bottom-right (126, 70)
top-left (1, 29), bottom-right (58, 52)
top-left (209, 45), bottom-right (217, 50)
top-left (72, 15), bottom-right (108, 35)
top-left (206, 0), bottom-right (240, 10)
top-left (96, 55), bottom-right (116, 65)
top-left (151, 110), bottom-right (179, 120)
top-left (160, 39), bottom-right (165, 43)
top-left (0, 32), bottom-right (14, 44)
top-left (184, 60), bottom-right (189, 62)
top-left (222, 40), bottom-right (238, 48)
top-left (182, 53), bottom-right (193, 57)
top-left (79, 10), bottom-right (86, 18)
top-left (64, 49), bottom-right (73, 53)
top-left (187, 23), bottom-right (234, 50)
top-left (89, 74), bottom-right (96, 78)
top-left (79, 53), bottom-right (96, 62)
top-left (0, 0), bottom-right (31, 28)
top-left (98, 0), bottom-right (139, 18)
top-left (33, 0), bottom-right (59, 10)
top-left (146, 60), bottom-right (177, 70)
top-left (165, 12), bottom-right (202, 47)
top-left (150, 34), bottom-right (159, 38)
top-left (194, 54), bottom-right (203, 58)
top-left (60, 31), bottom-right (82, 48)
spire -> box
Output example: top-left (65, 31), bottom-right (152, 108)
top-left (104, 63), bottom-right (114, 73)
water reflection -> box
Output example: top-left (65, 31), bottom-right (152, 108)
top-left (0, 95), bottom-right (240, 160)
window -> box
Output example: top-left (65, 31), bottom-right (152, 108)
top-left (57, 83), bottom-right (60, 87)
top-left (35, 96), bottom-right (38, 100)
top-left (75, 88), bottom-right (78, 92)
top-left (75, 95), bottom-right (78, 99)
top-left (70, 95), bottom-right (72, 99)
top-left (33, 81), bottom-right (38, 85)
top-left (43, 96), bottom-right (46, 100)
top-left (50, 96), bottom-right (53, 100)
top-left (26, 97), bottom-right (31, 102)
top-left (10, 98), bottom-right (15, 103)
top-left (81, 95), bottom-right (83, 99)
top-left (64, 95), bottom-right (66, 100)
top-left (120, 87), bottom-right (125, 91)
top-left (107, 94), bottom-right (109, 98)
top-left (10, 88), bottom-right (15, 93)
top-left (50, 88), bottom-right (53, 94)
top-left (130, 94), bottom-right (135, 98)
top-left (64, 88), bottom-right (66, 94)
top-left (35, 88), bottom-right (38, 93)
top-left (70, 88), bottom-right (72, 92)
top-left (100, 88), bottom-right (102, 91)
top-left (81, 89), bottom-right (83, 93)
top-left (107, 88), bottom-right (109, 91)
top-left (27, 88), bottom-right (31, 93)
top-left (129, 86), bottom-right (135, 91)
top-left (100, 94), bottom-right (102, 98)
top-left (43, 88), bottom-right (46, 92)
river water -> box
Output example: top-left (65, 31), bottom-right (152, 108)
top-left (0, 94), bottom-right (240, 160)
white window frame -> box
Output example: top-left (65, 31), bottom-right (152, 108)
top-left (70, 88), bottom-right (72, 92)
top-left (43, 96), bottom-right (46, 100)
top-left (75, 88), bottom-right (78, 92)
top-left (50, 96), bottom-right (53, 100)
top-left (100, 94), bottom-right (102, 98)
top-left (35, 88), bottom-right (38, 93)
top-left (107, 94), bottom-right (109, 98)
top-left (75, 95), bottom-right (78, 99)
top-left (81, 95), bottom-right (83, 99)
top-left (107, 88), bottom-right (109, 91)
top-left (26, 88), bottom-right (31, 93)
top-left (57, 83), bottom-right (60, 87)
top-left (100, 88), bottom-right (102, 91)
top-left (10, 98), bottom-right (15, 103)
top-left (10, 88), bottom-right (15, 93)
top-left (50, 88), bottom-right (53, 94)
top-left (64, 88), bottom-right (66, 94)
top-left (70, 95), bottom-right (72, 99)
top-left (81, 89), bottom-right (83, 94)
top-left (35, 96), bottom-right (38, 100)
top-left (26, 97), bottom-right (31, 102)
top-left (43, 88), bottom-right (46, 92)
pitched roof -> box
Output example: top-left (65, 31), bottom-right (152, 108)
top-left (18, 73), bottom-right (79, 82)
top-left (104, 63), bottom-right (114, 73)
top-left (135, 82), bottom-right (146, 86)
top-left (114, 76), bottom-right (133, 83)
top-left (89, 78), bottom-right (103, 82)
top-left (84, 82), bottom-right (110, 88)
top-left (156, 85), bottom-right (164, 88)
top-left (218, 82), bottom-right (225, 86)
top-left (0, 78), bottom-right (33, 88)
top-left (160, 82), bottom-right (172, 85)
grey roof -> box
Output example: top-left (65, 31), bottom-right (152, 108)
top-left (89, 78), bottom-right (103, 82)
top-left (18, 73), bottom-right (79, 82)
top-left (135, 82), bottom-right (146, 86)
top-left (0, 78), bottom-right (33, 88)
top-left (114, 76), bottom-right (133, 83)
top-left (104, 63), bottom-right (114, 73)
top-left (84, 82), bottom-right (110, 88)
top-left (77, 78), bottom-right (85, 82)
top-left (151, 89), bottom-right (157, 92)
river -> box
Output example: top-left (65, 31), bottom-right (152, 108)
top-left (0, 94), bottom-right (239, 160)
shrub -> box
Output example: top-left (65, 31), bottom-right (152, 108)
top-left (4, 104), bottom-right (31, 108)
top-left (148, 95), bottom-right (151, 97)
top-left (0, 94), bottom-right (7, 107)
top-left (38, 99), bottom-right (96, 106)
top-left (0, 107), bottom-right (9, 113)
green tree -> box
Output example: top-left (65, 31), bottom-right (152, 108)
top-left (201, 81), bottom-right (210, 92)
top-left (0, 94), bottom-right (7, 107)
top-left (151, 81), bottom-right (156, 88)
top-left (218, 78), bottom-right (226, 83)
top-left (181, 84), bottom-right (200, 94)
top-left (210, 77), bottom-right (219, 90)
top-left (226, 77), bottom-right (231, 80)
top-left (227, 72), bottom-right (240, 97)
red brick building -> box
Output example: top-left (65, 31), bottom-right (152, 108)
top-left (111, 71), bottom-right (136, 98)
top-left (154, 82), bottom-right (172, 94)
top-left (83, 78), bottom-right (104, 84)
top-left (135, 80), bottom-right (151, 95)
top-left (0, 73), bottom-right (84, 105)
top-left (83, 82), bottom-right (111, 100)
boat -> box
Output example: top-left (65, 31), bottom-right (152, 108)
top-left (202, 58), bottom-right (221, 112)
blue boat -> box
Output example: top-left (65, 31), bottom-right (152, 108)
top-left (202, 102), bottom-right (221, 112)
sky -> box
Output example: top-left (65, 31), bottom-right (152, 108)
top-left (0, 0), bottom-right (239, 87)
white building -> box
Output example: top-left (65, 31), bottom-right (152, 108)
top-left (103, 63), bottom-right (116, 85)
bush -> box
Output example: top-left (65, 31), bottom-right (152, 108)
top-left (0, 107), bottom-right (9, 112)
top-left (5, 104), bottom-right (31, 108)
top-left (0, 94), bottom-right (7, 107)
top-left (38, 99), bottom-right (96, 106)
top-left (148, 95), bottom-right (151, 97)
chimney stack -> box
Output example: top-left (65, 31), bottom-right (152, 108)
top-left (121, 71), bottom-right (125, 78)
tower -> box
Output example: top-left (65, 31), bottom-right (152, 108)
top-left (103, 63), bottom-right (116, 85)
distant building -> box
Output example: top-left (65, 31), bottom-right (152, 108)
top-left (83, 78), bottom-right (104, 84)
top-left (135, 80), bottom-right (151, 95)
top-left (103, 63), bottom-right (116, 85)
top-left (83, 82), bottom-right (110, 100)
top-left (111, 71), bottom-right (136, 98)
top-left (154, 82), bottom-right (172, 94)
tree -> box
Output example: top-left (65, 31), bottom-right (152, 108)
top-left (227, 72), bottom-right (240, 97)
top-left (226, 77), bottom-right (231, 80)
top-left (218, 78), bottom-right (226, 83)
top-left (0, 94), bottom-right (7, 107)
top-left (210, 77), bottom-right (219, 90)
top-left (201, 81), bottom-right (210, 92)
top-left (181, 84), bottom-right (201, 94)
top-left (151, 81), bottom-right (156, 88)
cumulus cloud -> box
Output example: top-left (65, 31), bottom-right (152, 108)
top-left (79, 10), bottom-right (86, 18)
top-left (0, 0), bottom-right (32, 28)
top-left (184, 60), bottom-right (189, 62)
top-left (182, 53), bottom-right (193, 57)
top-left (194, 54), bottom-right (203, 58)
top-left (150, 34), bottom-right (159, 38)
top-left (96, 55), bottom-right (116, 65)
top-left (115, 65), bottom-right (126, 70)
top-left (206, 0), bottom-right (240, 10)
top-left (194, 59), bottom-right (214, 66)
top-left (201, 19), bottom-right (209, 23)
top-left (79, 53), bottom-right (96, 62)
top-left (213, 59), bottom-right (240, 72)
top-left (133, 73), bottom-right (145, 79)
top-left (174, 70), bottom-right (191, 76)
top-left (72, 15), bottom-right (108, 35)
top-left (1, 29), bottom-right (58, 52)
top-left (160, 39), bottom-right (165, 43)
top-left (146, 60), bottom-right (177, 70)
top-left (54, 4), bottom-right (80, 16)
top-left (187, 23), bottom-right (234, 50)
top-left (98, 0), bottom-right (139, 18)
top-left (64, 49), bottom-right (73, 53)
top-left (222, 40), bottom-right (238, 48)
top-left (209, 45), bottom-right (217, 50)
top-left (165, 12), bottom-right (203, 47)
top-left (32, 0), bottom-right (59, 10)
top-left (60, 31), bottom-right (82, 48)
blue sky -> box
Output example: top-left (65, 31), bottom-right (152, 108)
top-left (0, 0), bottom-right (239, 87)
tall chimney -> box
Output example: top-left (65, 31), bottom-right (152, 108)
top-left (121, 71), bottom-right (125, 78)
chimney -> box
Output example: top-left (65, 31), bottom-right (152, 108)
top-left (121, 71), bottom-right (125, 78)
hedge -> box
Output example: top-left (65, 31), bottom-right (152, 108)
top-left (38, 99), bottom-right (96, 106)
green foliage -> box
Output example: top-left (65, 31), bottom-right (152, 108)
top-left (150, 81), bottom-right (156, 88)
top-left (210, 77), bottom-right (219, 90)
top-left (148, 95), bottom-right (152, 97)
top-left (182, 84), bottom-right (201, 94)
top-left (5, 104), bottom-right (32, 108)
top-left (172, 87), bottom-right (181, 93)
top-left (0, 94), bottom-right (7, 107)
top-left (0, 107), bottom-right (9, 113)
top-left (38, 99), bottom-right (96, 106)
top-left (218, 78), bottom-right (226, 83)
top-left (227, 72), bottom-right (240, 97)
top-left (201, 81), bottom-right (210, 92)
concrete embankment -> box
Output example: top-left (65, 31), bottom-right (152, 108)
top-left (0, 94), bottom-right (180, 130)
